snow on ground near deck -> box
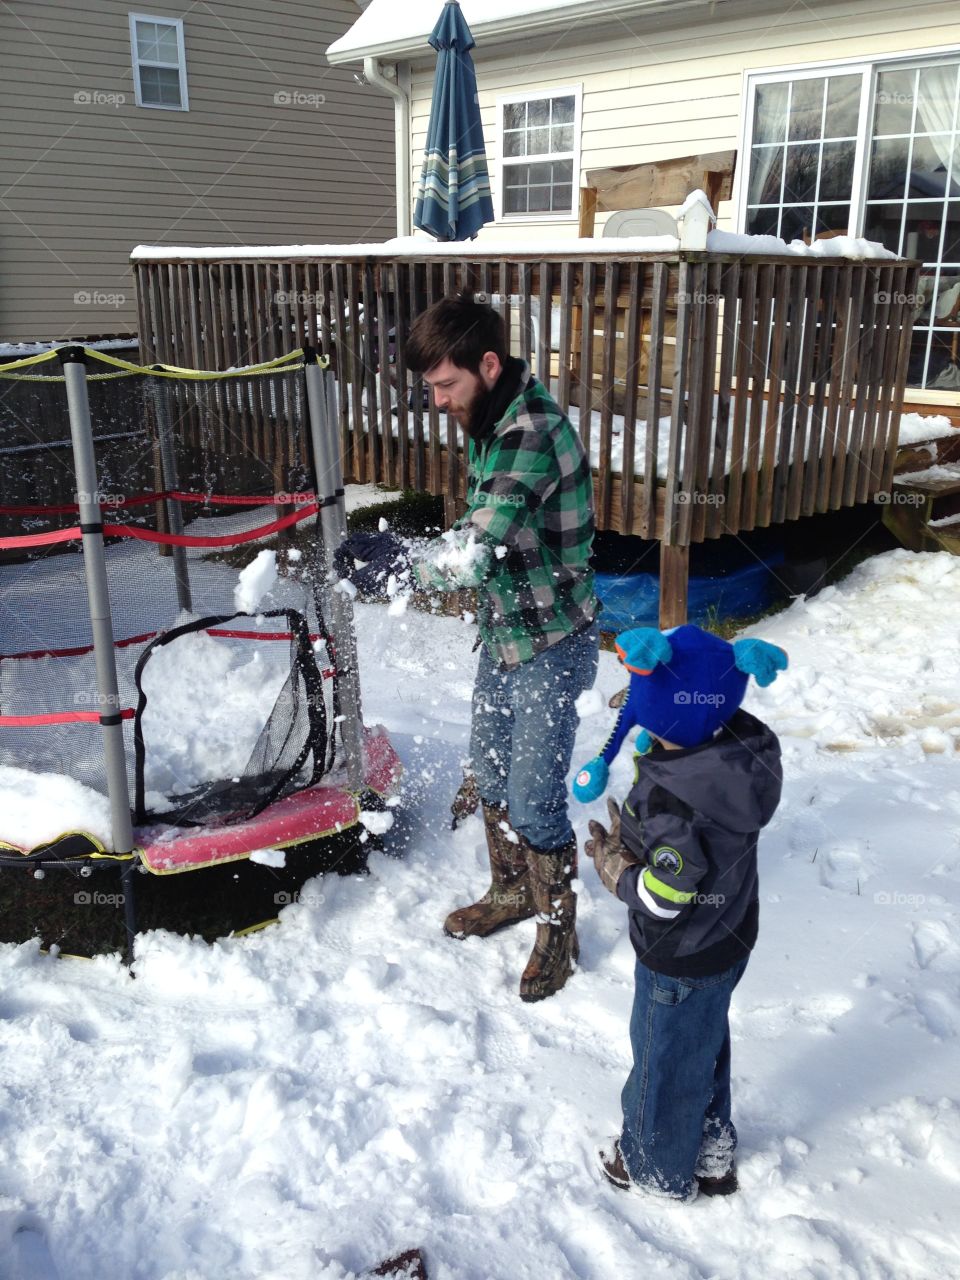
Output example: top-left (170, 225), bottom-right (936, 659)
top-left (2, 550), bottom-right (960, 1279)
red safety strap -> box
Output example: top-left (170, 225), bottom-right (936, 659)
top-left (0, 709), bottom-right (135, 727)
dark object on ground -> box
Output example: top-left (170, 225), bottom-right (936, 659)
top-left (608, 685), bottom-right (629, 709)
top-left (598, 1142), bottom-right (632, 1191)
top-left (518, 835), bottom-right (578, 1002)
top-left (779, 557), bottom-right (828, 600)
top-left (334, 530), bottom-right (411, 598)
top-left (697, 1166), bottom-right (739, 1196)
top-left (369, 1248), bottom-right (427, 1279)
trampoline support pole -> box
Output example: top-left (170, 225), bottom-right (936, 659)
top-left (59, 348), bottom-right (137, 957)
top-left (149, 376), bottom-right (192, 613)
top-left (303, 350), bottom-right (364, 792)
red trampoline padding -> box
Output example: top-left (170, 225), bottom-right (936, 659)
top-left (0, 709), bottom-right (134, 727)
top-left (138, 726), bottom-right (402, 874)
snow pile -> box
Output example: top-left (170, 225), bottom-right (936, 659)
top-left (233, 549), bottom-right (277, 614)
top-left (1, 554), bottom-right (960, 1277)
top-left (898, 412), bottom-right (959, 446)
top-left (0, 766), bottom-right (112, 850)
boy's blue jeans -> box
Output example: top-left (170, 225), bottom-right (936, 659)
top-left (619, 955), bottom-right (749, 1199)
top-left (470, 625), bottom-right (599, 850)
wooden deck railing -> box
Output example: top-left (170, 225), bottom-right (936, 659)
top-left (134, 248), bottom-right (920, 557)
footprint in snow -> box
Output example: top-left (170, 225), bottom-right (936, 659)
top-left (912, 920), bottom-right (960, 971)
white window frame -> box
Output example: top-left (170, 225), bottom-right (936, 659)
top-left (495, 84), bottom-right (582, 222)
top-left (735, 45), bottom-right (960, 402)
top-left (129, 12), bottom-right (189, 111)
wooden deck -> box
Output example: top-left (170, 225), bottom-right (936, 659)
top-left (133, 246), bottom-right (921, 624)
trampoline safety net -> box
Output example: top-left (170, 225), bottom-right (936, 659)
top-left (0, 347), bottom-right (348, 859)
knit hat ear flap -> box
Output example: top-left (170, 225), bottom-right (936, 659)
top-left (615, 627), bottom-right (674, 675)
top-left (732, 638), bottom-right (788, 687)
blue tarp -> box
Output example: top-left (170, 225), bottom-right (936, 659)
top-left (594, 555), bottom-right (785, 632)
top-left (413, 2), bottom-right (495, 242)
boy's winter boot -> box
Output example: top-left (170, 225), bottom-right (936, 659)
top-left (443, 803), bottom-right (535, 939)
top-left (518, 837), bottom-right (579, 1002)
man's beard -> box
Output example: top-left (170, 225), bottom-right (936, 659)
top-left (461, 379), bottom-right (495, 440)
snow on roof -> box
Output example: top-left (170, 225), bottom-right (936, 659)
top-left (327, 0), bottom-right (623, 62)
top-left (131, 232), bottom-right (901, 264)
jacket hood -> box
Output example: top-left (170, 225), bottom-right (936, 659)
top-left (642, 709), bottom-right (782, 834)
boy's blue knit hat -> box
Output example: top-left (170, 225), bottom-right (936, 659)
top-left (615, 624), bottom-right (788, 749)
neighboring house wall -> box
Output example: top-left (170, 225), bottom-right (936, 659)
top-left (0, 0), bottom-right (395, 341)
top-left (402, 0), bottom-right (960, 403)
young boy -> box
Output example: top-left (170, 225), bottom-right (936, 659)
top-left (576, 624), bottom-right (786, 1201)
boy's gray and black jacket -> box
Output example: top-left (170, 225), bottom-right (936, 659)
top-left (616, 709), bottom-right (782, 978)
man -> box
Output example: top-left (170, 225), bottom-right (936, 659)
top-left (407, 293), bottom-right (599, 1002)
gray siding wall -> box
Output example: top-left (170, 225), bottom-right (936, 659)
top-left (0, 0), bottom-right (395, 341)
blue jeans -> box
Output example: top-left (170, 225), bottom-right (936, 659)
top-left (619, 955), bottom-right (749, 1199)
top-left (470, 626), bottom-right (599, 850)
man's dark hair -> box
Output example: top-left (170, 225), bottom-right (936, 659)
top-left (406, 291), bottom-right (507, 375)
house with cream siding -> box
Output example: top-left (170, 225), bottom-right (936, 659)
top-left (328, 0), bottom-right (960, 413)
top-left (0, 0), bottom-right (393, 342)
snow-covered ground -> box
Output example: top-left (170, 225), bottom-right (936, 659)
top-left (2, 548), bottom-right (960, 1279)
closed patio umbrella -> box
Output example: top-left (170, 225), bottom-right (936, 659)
top-left (413, 1), bottom-right (494, 241)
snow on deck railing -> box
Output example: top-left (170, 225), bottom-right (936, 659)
top-left (130, 231), bottom-right (902, 264)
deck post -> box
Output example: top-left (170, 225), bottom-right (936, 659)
top-left (658, 540), bottom-right (690, 629)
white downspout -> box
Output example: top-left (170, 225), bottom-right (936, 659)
top-left (364, 56), bottom-right (412, 238)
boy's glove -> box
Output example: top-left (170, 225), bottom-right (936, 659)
top-left (572, 756), bottom-right (609, 802)
top-left (413, 559), bottom-right (448, 592)
top-left (585, 798), bottom-right (641, 895)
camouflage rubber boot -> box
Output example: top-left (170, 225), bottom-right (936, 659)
top-left (519, 837), bottom-right (579, 1002)
top-left (443, 803), bottom-right (536, 939)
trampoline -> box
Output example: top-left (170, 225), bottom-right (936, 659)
top-left (0, 345), bottom-right (401, 954)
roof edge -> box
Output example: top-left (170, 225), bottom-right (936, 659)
top-left (327, 0), bottom-right (714, 65)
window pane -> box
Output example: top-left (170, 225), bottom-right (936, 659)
top-left (503, 102), bottom-right (526, 130)
top-left (818, 139), bottom-right (855, 201)
top-left (156, 24), bottom-right (179, 64)
top-left (136, 21), bottom-right (160, 61)
top-left (552, 124), bottom-right (573, 153)
top-left (139, 65), bottom-right (182, 107)
top-left (917, 63), bottom-right (960, 135)
top-left (527, 127), bottom-right (550, 155)
top-left (943, 203), bottom-right (960, 263)
top-left (782, 142), bottom-right (819, 203)
top-left (529, 186), bottom-right (552, 213)
top-left (748, 146), bottom-right (783, 204)
top-left (863, 201), bottom-right (905, 255)
top-left (868, 137), bottom-right (909, 200)
top-left (553, 182), bottom-right (573, 212)
top-left (780, 205), bottom-right (815, 244)
top-left (813, 204), bottom-right (851, 237)
top-left (788, 77), bottom-right (825, 141)
top-left (504, 185), bottom-right (528, 214)
top-left (874, 68), bottom-right (916, 135)
top-left (552, 159), bottom-right (573, 184)
top-left (527, 161), bottom-right (554, 184)
top-left (753, 81), bottom-right (788, 145)
top-left (746, 206), bottom-right (780, 236)
top-left (552, 96), bottom-right (575, 125)
top-left (503, 129), bottom-right (525, 158)
top-left (910, 134), bottom-right (958, 198)
top-left (527, 100), bottom-right (550, 127)
top-left (823, 75), bottom-right (861, 137)
top-left (904, 205), bottom-right (946, 261)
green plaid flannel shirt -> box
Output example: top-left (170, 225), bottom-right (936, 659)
top-left (415, 372), bottom-right (597, 667)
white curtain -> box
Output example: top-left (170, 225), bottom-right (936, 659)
top-left (916, 62), bottom-right (960, 178)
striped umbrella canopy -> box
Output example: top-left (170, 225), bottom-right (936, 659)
top-left (413, 1), bottom-right (494, 242)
